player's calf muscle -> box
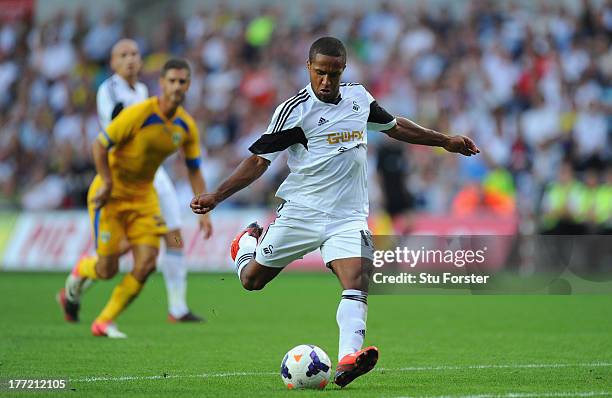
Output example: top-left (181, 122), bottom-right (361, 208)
top-left (95, 257), bottom-right (119, 279)
top-left (131, 245), bottom-right (159, 282)
top-left (131, 257), bottom-right (157, 282)
top-left (330, 259), bottom-right (372, 291)
top-left (339, 273), bottom-right (370, 292)
top-left (132, 259), bottom-right (157, 282)
top-left (240, 260), bottom-right (278, 291)
top-left (132, 266), bottom-right (156, 282)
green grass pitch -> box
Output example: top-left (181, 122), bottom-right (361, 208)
top-left (0, 272), bottom-right (611, 397)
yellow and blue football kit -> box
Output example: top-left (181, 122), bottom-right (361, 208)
top-left (89, 96), bottom-right (201, 255)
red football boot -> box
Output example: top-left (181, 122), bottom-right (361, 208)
top-left (230, 222), bottom-right (263, 261)
top-left (168, 311), bottom-right (206, 323)
top-left (91, 320), bottom-right (127, 338)
top-left (56, 288), bottom-right (80, 323)
top-left (334, 346), bottom-right (379, 387)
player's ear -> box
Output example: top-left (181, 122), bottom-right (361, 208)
top-left (306, 60), bottom-right (311, 70)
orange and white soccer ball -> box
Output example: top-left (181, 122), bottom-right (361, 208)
top-left (280, 345), bottom-right (331, 389)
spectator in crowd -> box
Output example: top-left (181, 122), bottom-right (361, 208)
top-left (594, 167), bottom-right (612, 234)
top-left (540, 162), bottom-right (585, 234)
top-left (376, 138), bottom-right (414, 234)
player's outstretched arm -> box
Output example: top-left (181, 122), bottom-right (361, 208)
top-left (190, 154), bottom-right (270, 215)
top-left (186, 167), bottom-right (213, 238)
top-left (383, 117), bottom-right (480, 156)
top-left (91, 140), bottom-right (113, 209)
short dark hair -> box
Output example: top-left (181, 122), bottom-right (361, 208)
top-left (308, 37), bottom-right (346, 63)
top-left (161, 58), bottom-right (191, 77)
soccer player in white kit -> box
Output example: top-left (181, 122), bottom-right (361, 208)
top-left (190, 37), bottom-right (479, 387)
top-left (97, 39), bottom-right (211, 322)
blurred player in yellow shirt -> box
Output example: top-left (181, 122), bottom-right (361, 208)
top-left (59, 59), bottom-right (211, 338)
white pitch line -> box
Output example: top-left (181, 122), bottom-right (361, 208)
top-left (74, 371), bottom-right (277, 382)
top-left (393, 392), bottom-right (612, 398)
top-left (377, 362), bottom-right (612, 372)
top-left (71, 362), bottom-right (612, 383)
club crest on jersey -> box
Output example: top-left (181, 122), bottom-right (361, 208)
top-left (172, 131), bottom-right (181, 146)
top-left (326, 130), bottom-right (364, 145)
top-left (352, 101), bottom-right (360, 112)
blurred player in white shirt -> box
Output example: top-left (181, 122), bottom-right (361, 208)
top-left (97, 39), bottom-right (207, 322)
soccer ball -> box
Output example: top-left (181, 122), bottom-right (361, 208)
top-left (280, 345), bottom-right (332, 389)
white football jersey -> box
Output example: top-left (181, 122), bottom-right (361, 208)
top-left (96, 74), bottom-right (148, 128)
top-left (250, 83), bottom-right (396, 219)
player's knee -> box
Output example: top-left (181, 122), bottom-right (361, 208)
top-left (118, 240), bottom-right (131, 256)
top-left (240, 274), bottom-right (265, 291)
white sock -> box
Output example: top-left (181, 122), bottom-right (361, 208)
top-left (162, 248), bottom-right (189, 318)
top-left (234, 234), bottom-right (256, 279)
top-left (336, 289), bottom-right (368, 361)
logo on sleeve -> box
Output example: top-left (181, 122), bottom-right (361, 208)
top-left (352, 101), bottom-right (360, 112)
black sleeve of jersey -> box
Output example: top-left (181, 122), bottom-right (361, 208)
top-left (368, 101), bottom-right (394, 125)
top-left (249, 127), bottom-right (308, 154)
top-left (111, 103), bottom-right (124, 120)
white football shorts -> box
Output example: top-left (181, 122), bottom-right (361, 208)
top-left (255, 201), bottom-right (374, 268)
top-left (153, 167), bottom-right (182, 231)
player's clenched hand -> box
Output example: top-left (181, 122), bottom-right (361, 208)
top-left (199, 214), bottom-right (213, 239)
top-left (190, 193), bottom-right (218, 215)
top-left (444, 135), bottom-right (480, 156)
top-left (92, 183), bottom-right (112, 209)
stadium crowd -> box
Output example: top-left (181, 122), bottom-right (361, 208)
top-left (0, 0), bottom-right (610, 232)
